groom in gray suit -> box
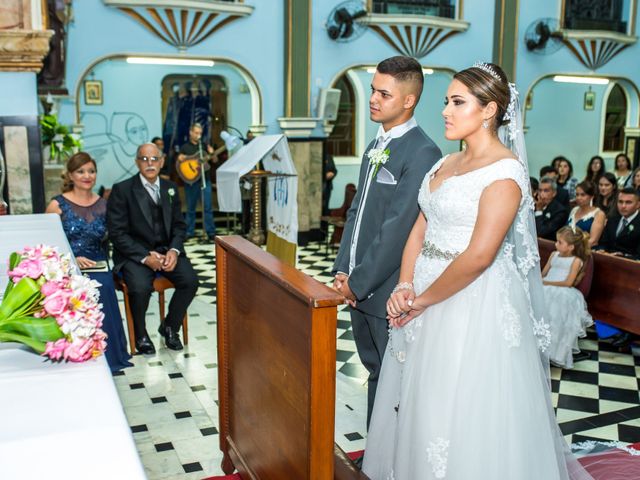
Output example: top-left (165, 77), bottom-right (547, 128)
top-left (332, 56), bottom-right (441, 427)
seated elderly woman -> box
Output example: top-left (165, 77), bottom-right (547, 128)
top-left (46, 152), bottom-right (133, 373)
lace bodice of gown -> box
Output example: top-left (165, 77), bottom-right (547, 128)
top-left (55, 194), bottom-right (108, 261)
top-left (418, 156), bottom-right (530, 254)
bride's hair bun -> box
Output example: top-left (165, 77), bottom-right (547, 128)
top-left (453, 63), bottom-right (511, 130)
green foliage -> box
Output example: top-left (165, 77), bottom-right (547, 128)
top-left (39, 114), bottom-right (82, 162)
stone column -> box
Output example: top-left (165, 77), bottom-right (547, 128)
top-left (0, 1), bottom-right (53, 214)
top-left (492, 0), bottom-right (519, 81)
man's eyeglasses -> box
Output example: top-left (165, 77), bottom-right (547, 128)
top-left (137, 156), bottom-right (161, 163)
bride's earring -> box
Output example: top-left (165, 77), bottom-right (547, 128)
top-left (482, 120), bottom-right (489, 129)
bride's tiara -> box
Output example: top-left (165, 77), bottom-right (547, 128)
top-left (473, 61), bottom-right (501, 81)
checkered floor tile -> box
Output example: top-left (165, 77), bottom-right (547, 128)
top-left (113, 233), bottom-right (640, 479)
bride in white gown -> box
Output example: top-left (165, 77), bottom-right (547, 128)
top-left (362, 63), bottom-right (593, 480)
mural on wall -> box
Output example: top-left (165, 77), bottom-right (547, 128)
top-left (79, 111), bottom-right (149, 186)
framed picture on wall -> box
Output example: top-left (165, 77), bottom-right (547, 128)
top-left (583, 90), bottom-right (595, 111)
top-left (84, 80), bottom-right (103, 105)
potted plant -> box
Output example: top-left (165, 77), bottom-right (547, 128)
top-left (39, 114), bottom-right (82, 164)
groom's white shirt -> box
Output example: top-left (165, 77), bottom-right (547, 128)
top-left (349, 116), bottom-right (418, 275)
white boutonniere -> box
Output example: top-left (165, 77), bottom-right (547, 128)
top-left (367, 147), bottom-right (390, 178)
top-left (545, 212), bottom-right (551, 218)
top-left (629, 224), bottom-right (634, 232)
top-left (168, 188), bottom-right (175, 204)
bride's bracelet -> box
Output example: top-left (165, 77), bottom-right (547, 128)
top-left (392, 282), bottom-right (414, 294)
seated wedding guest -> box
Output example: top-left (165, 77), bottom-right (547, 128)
top-left (107, 143), bottom-right (199, 354)
top-left (542, 226), bottom-right (593, 368)
top-left (614, 152), bottom-right (632, 188)
top-left (584, 155), bottom-right (606, 184)
top-left (568, 181), bottom-right (606, 246)
top-left (152, 136), bottom-right (170, 180)
top-left (539, 165), bottom-right (570, 207)
top-left (594, 172), bottom-right (619, 218)
top-left (556, 157), bottom-right (578, 202)
top-left (551, 155), bottom-right (563, 171)
top-left (596, 187), bottom-right (640, 259)
top-left (631, 166), bottom-right (640, 192)
top-left (535, 176), bottom-right (569, 240)
top-left (45, 152), bottom-right (133, 373)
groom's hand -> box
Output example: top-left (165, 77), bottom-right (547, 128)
top-left (333, 273), bottom-right (356, 306)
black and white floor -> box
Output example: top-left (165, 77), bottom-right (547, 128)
top-left (112, 236), bottom-right (640, 479)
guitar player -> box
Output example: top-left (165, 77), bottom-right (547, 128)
top-left (177, 123), bottom-right (217, 240)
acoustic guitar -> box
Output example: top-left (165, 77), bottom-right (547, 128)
top-left (176, 144), bottom-right (227, 184)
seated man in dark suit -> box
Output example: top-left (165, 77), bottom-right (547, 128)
top-left (597, 187), bottom-right (640, 259)
top-left (535, 176), bottom-right (569, 240)
top-left (107, 143), bottom-right (199, 354)
top-left (539, 165), bottom-right (570, 208)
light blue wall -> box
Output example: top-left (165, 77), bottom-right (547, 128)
top-left (516, 3), bottom-right (640, 179)
top-left (78, 60), bottom-right (252, 188)
top-left (349, 68), bottom-right (457, 156)
top-left (329, 68), bottom-right (457, 209)
top-left (0, 73), bottom-right (38, 116)
top-left (55, 0), bottom-right (640, 193)
top-left (310, 1), bottom-right (495, 111)
top-left (58, 0), bottom-right (283, 132)
top-left (524, 79), bottom-right (609, 178)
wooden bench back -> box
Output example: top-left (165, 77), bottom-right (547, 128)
top-left (538, 238), bottom-right (640, 335)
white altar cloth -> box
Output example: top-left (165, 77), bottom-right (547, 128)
top-left (0, 214), bottom-right (146, 479)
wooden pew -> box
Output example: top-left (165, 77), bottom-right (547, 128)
top-left (538, 238), bottom-right (640, 335)
top-left (216, 236), bottom-right (369, 480)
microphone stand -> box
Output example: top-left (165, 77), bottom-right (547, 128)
top-left (198, 141), bottom-right (207, 243)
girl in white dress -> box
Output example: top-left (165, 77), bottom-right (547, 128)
top-left (362, 63), bottom-right (593, 480)
top-left (542, 226), bottom-right (593, 369)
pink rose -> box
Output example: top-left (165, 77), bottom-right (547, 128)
top-left (64, 339), bottom-right (94, 362)
top-left (41, 280), bottom-right (63, 296)
top-left (20, 259), bottom-right (44, 279)
top-left (43, 338), bottom-right (68, 361)
top-left (42, 290), bottom-right (71, 317)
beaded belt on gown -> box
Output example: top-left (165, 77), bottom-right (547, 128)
top-left (420, 240), bottom-right (460, 261)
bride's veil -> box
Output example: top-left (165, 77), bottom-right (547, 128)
top-left (498, 83), bottom-right (599, 480)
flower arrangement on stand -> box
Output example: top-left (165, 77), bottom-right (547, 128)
top-left (0, 245), bottom-right (106, 362)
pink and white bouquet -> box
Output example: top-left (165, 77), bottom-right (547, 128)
top-left (0, 245), bottom-right (107, 362)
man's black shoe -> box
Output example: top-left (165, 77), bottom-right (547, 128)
top-left (572, 351), bottom-right (591, 362)
top-left (135, 334), bottom-right (156, 355)
top-left (611, 332), bottom-right (631, 348)
top-left (158, 325), bottom-right (184, 351)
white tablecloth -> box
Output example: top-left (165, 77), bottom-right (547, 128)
top-left (0, 214), bottom-right (146, 479)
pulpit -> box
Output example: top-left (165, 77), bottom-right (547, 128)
top-left (216, 236), bottom-right (369, 479)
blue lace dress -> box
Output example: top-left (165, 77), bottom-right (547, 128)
top-left (55, 194), bottom-right (133, 372)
